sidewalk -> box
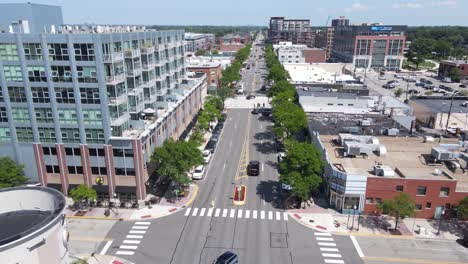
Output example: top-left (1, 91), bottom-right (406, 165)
top-left (65, 184), bottom-right (198, 221)
top-left (71, 254), bottom-right (134, 264)
top-left (288, 201), bottom-right (465, 240)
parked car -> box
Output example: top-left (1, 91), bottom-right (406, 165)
top-left (205, 139), bottom-right (217, 153)
top-left (261, 108), bottom-right (272, 116)
top-left (251, 108), bottom-right (259, 114)
top-left (277, 152), bottom-right (286, 163)
top-left (202, 150), bottom-right (212, 164)
top-left (460, 84), bottom-right (467, 88)
top-left (192, 165), bottom-right (205, 180)
top-left (247, 160), bottom-right (260, 176)
top-left (462, 229), bottom-right (468, 247)
top-left (415, 81), bottom-right (423, 87)
top-left (407, 89), bottom-right (420, 94)
top-left (214, 251), bottom-right (238, 264)
top-left (281, 182), bottom-right (292, 191)
top-left (246, 94), bottom-right (256, 100)
top-left (378, 76), bottom-right (387, 80)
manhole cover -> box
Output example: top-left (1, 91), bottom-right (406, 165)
top-left (270, 232), bottom-right (288, 248)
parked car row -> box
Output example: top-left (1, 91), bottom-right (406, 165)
top-left (194, 117), bottom-right (226, 180)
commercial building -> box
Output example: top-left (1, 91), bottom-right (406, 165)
top-left (219, 33), bottom-right (249, 45)
top-left (0, 187), bottom-right (68, 264)
top-left (438, 60), bottom-right (468, 82)
top-left (273, 42), bottom-right (326, 64)
top-left (331, 21), bottom-right (407, 70)
top-left (309, 116), bottom-right (468, 218)
top-left (219, 43), bottom-right (244, 56)
top-left (283, 63), bottom-right (355, 84)
top-left (410, 96), bottom-right (468, 131)
top-left (0, 24), bottom-right (207, 202)
top-left (0, 3), bottom-right (63, 34)
top-left (187, 61), bottom-right (222, 91)
top-left (268, 17), bottom-right (314, 47)
top-left (184, 33), bottom-right (215, 53)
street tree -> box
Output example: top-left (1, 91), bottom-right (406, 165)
top-left (434, 40), bottom-right (453, 59)
top-left (152, 140), bottom-right (203, 186)
top-left (268, 80), bottom-right (296, 98)
top-left (457, 196), bottom-right (468, 219)
top-left (0, 156), bottom-right (28, 189)
top-left (394, 88), bottom-right (403, 97)
top-left (377, 192), bottom-right (416, 231)
top-left (279, 140), bottom-right (324, 208)
top-left (272, 100), bottom-right (307, 138)
top-left (449, 67), bottom-right (462, 82)
top-left (211, 49), bottom-right (219, 55)
top-left (69, 185), bottom-right (97, 207)
top-left (195, 49), bottom-right (207, 56)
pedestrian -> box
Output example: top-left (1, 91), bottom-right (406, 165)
top-left (262, 103), bottom-right (265, 108)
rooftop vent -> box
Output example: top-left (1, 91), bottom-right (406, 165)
top-left (373, 165), bottom-right (395, 177)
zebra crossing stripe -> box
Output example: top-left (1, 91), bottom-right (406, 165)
top-left (268, 211), bottom-right (273, 220)
top-left (322, 253), bottom-right (342, 258)
top-left (283, 212), bottom-right (288, 221)
top-left (276, 212), bottom-right (281, 220)
top-left (129, 230), bottom-right (146, 234)
top-left (315, 232), bottom-right (332, 236)
top-left (320, 248), bottom-right (339, 252)
top-left (245, 210), bottom-right (250, 219)
top-left (184, 208), bottom-right (191, 216)
top-left (253, 210), bottom-right (258, 219)
top-left (260, 211), bottom-right (265, 219)
top-left (123, 240), bottom-right (141, 244)
top-left (229, 209), bottom-right (235, 218)
top-left (237, 209), bottom-right (243, 218)
top-left (324, 260), bottom-right (344, 264)
top-left (199, 208), bottom-right (206, 217)
top-left (192, 208), bottom-right (199, 216)
top-left (215, 208), bottom-right (221, 217)
top-left (134, 222), bottom-right (150, 225)
top-left (222, 209), bottom-right (228, 217)
top-left (132, 226), bottom-right (148, 230)
top-left (318, 242), bottom-right (336, 247)
top-left (120, 245), bottom-right (137, 250)
top-left (126, 235), bottom-right (143, 239)
top-left (116, 251), bottom-right (134, 256)
top-left (317, 237), bottom-right (334, 241)
top-left (207, 208), bottom-right (213, 217)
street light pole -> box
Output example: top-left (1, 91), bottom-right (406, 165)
top-left (405, 72), bottom-right (410, 102)
top-left (351, 205), bottom-right (357, 230)
top-left (444, 91), bottom-right (461, 134)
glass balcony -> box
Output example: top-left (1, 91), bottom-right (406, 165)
top-left (103, 52), bottom-right (124, 63)
top-left (108, 94), bottom-right (128, 105)
top-left (124, 49), bottom-right (141, 58)
top-left (141, 46), bottom-right (155, 54)
top-left (127, 68), bottom-right (142, 77)
top-left (142, 62), bottom-right (155, 71)
top-left (105, 74), bottom-right (125, 85)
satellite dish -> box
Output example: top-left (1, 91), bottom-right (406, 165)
top-left (433, 169), bottom-right (442, 176)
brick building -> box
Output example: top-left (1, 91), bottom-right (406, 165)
top-left (438, 60), bottom-right (468, 82)
top-left (268, 17), bottom-right (314, 47)
top-left (187, 61), bottom-right (222, 91)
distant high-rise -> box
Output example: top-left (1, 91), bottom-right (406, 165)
top-left (268, 17), bottom-right (314, 47)
top-left (0, 3), bottom-right (63, 33)
top-left (331, 16), bottom-right (349, 27)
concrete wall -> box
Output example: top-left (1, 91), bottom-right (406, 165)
top-left (0, 3), bottom-right (63, 33)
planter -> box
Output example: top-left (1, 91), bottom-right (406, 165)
top-left (233, 185), bottom-right (247, 206)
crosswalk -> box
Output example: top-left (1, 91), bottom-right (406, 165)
top-left (115, 221), bottom-right (151, 256)
top-left (184, 207), bottom-right (289, 221)
top-left (315, 232), bottom-right (345, 264)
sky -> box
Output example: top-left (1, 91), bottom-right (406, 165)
top-left (2, 0), bottom-right (467, 26)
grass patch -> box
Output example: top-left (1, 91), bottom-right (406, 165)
top-left (403, 59), bottom-right (436, 70)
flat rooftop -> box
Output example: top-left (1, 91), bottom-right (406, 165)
top-left (320, 135), bottom-right (468, 191)
top-left (0, 210), bottom-right (53, 246)
top-left (411, 97), bottom-right (468, 114)
top-left (297, 89), bottom-right (371, 100)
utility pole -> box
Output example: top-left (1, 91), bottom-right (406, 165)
top-left (405, 72), bottom-right (410, 102)
top-left (444, 91), bottom-right (461, 134)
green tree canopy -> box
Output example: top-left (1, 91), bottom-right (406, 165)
top-left (449, 67), bottom-right (462, 82)
top-left (195, 49), bottom-right (207, 56)
top-left (272, 100), bottom-right (307, 138)
top-left (152, 140), bottom-right (203, 186)
top-left (0, 157), bottom-right (28, 189)
top-left (377, 192), bottom-right (416, 231)
top-left (458, 196), bottom-right (468, 219)
top-left (69, 185), bottom-right (97, 204)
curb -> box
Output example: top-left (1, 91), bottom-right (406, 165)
top-left (65, 215), bottom-right (123, 221)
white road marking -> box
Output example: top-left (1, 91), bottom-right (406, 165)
top-left (283, 212), bottom-right (288, 221)
top-left (322, 253), bottom-right (342, 258)
top-left (134, 222), bottom-right (150, 225)
top-left (351, 235), bottom-right (365, 257)
top-left (222, 162), bottom-right (226, 171)
top-left (268, 211), bottom-right (273, 220)
top-left (315, 232), bottom-right (332, 236)
top-left (260, 211), bottom-right (265, 219)
top-left (116, 251), bottom-right (134, 256)
top-left (132, 226), bottom-right (148, 230)
top-left (192, 207), bottom-right (199, 216)
top-left (129, 230), bottom-right (146, 234)
top-left (262, 163), bottom-right (264, 172)
top-left (230, 209), bottom-right (235, 218)
top-left (126, 235), bottom-right (143, 239)
top-left (120, 245), bottom-right (138, 250)
top-left (230, 141), bottom-right (233, 147)
top-left (324, 260), bottom-right (344, 264)
top-left (276, 211), bottom-right (281, 220)
top-left (184, 208), bottom-right (191, 216)
top-left (320, 248), bottom-right (339, 252)
top-left (237, 209), bottom-right (243, 218)
top-left (215, 208), bottom-right (221, 217)
top-left (199, 208), bottom-right (206, 217)
top-left (122, 240), bottom-right (141, 244)
top-left (316, 237), bottom-right (334, 241)
top-left (318, 242), bottom-right (337, 247)
top-left (99, 240), bottom-right (112, 255)
top-left (222, 209), bottom-right (228, 217)
top-left (245, 210), bottom-right (250, 219)
top-left (207, 207), bottom-right (214, 217)
top-left (253, 210), bottom-right (258, 219)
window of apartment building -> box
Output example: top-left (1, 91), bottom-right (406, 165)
top-left (366, 197), bottom-right (373, 204)
top-left (355, 59), bottom-right (369, 68)
top-left (48, 43), bottom-right (69, 61)
top-left (416, 204), bottom-right (422, 210)
top-left (45, 165), bottom-right (60, 174)
top-left (82, 109), bottom-right (102, 126)
top-left (0, 89), bottom-right (3, 102)
top-left (51, 66), bottom-right (72, 82)
top-left (74, 43), bottom-right (95, 61)
top-left (80, 87), bottom-right (100, 104)
top-left (0, 44), bottom-right (19, 61)
top-left (110, 121), bottom-right (128, 137)
top-left (38, 127), bottom-right (56, 143)
top-left (43, 146), bottom-right (57, 155)
top-left (11, 107), bottom-right (30, 124)
top-left (113, 148), bottom-right (133, 157)
top-left (89, 148), bottom-right (105, 157)
top-left (0, 107), bottom-right (8, 123)
top-left (61, 128), bottom-right (81, 143)
top-left (396, 185), bottom-right (404, 192)
top-left (388, 39), bottom-right (403, 56)
top-left (57, 109), bottom-right (78, 125)
top-left (85, 128), bottom-right (104, 144)
top-left (27, 66), bottom-right (47, 82)
top-left (0, 127), bottom-right (11, 142)
top-left (77, 66), bottom-right (97, 83)
top-left (68, 166), bottom-right (84, 175)
top-left (16, 127), bottom-right (34, 142)
top-left (65, 147), bottom-right (81, 156)
top-left (55, 87), bottom-right (75, 104)
top-left (8, 87), bottom-right (27, 102)
top-left (31, 87), bottom-right (50, 103)
top-left (115, 167), bottom-right (136, 176)
top-left (23, 43), bottom-right (43, 60)
top-left (35, 108), bottom-right (54, 123)
top-left (426, 202), bottom-right (432, 209)
top-left (3, 66), bottom-right (23, 81)
top-left (417, 186), bottom-right (427, 196)
top-left (440, 187), bottom-right (450, 197)
top-left (91, 167), bottom-right (107, 175)
top-left (357, 39), bottom-right (371, 56)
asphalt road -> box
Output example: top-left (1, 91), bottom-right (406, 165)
top-left (96, 34), bottom-right (363, 264)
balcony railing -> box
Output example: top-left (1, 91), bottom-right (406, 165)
top-left (127, 68), bottom-right (142, 77)
top-left (103, 52), bottom-right (124, 63)
top-left (105, 74), bottom-right (126, 85)
top-left (141, 46), bottom-right (155, 54)
top-left (124, 49), bottom-right (141, 58)
top-left (142, 62), bottom-right (155, 71)
top-left (108, 94), bottom-right (128, 105)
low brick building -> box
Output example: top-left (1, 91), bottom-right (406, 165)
top-left (187, 61), bottom-right (222, 91)
top-left (438, 60), bottom-right (468, 82)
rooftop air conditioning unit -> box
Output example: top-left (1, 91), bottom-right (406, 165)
top-left (359, 119), bottom-right (371, 127)
top-left (373, 165), bottom-right (395, 177)
top-left (431, 147), bottom-right (452, 161)
top-left (386, 128), bottom-right (399, 136)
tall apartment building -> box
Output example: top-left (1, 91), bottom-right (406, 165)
top-left (184, 33), bottom-right (215, 53)
top-left (0, 3), bottom-right (63, 34)
top-left (0, 25), bottom-right (207, 203)
top-left (268, 17), bottom-right (314, 47)
top-left (332, 22), bottom-right (407, 70)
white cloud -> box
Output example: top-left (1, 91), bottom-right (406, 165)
top-left (392, 2), bottom-right (423, 9)
top-left (344, 2), bottom-right (371, 13)
top-left (431, 0), bottom-right (458, 8)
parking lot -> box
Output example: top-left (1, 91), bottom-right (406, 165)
top-left (361, 70), bottom-right (467, 100)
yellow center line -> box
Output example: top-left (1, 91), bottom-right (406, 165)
top-left (363, 256), bottom-right (467, 264)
